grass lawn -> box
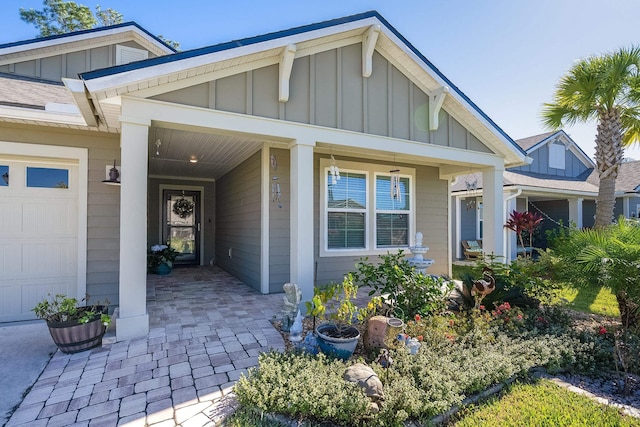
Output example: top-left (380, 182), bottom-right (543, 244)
top-left (557, 285), bottom-right (619, 317)
top-left (451, 379), bottom-right (640, 427)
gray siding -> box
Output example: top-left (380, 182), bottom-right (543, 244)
top-left (215, 151), bottom-right (262, 291)
top-left (268, 148), bottom-right (291, 293)
top-left (151, 45), bottom-right (494, 155)
top-left (1, 41), bottom-right (153, 81)
top-left (459, 198), bottom-right (478, 241)
top-left (583, 200), bottom-right (596, 228)
top-left (147, 178), bottom-right (216, 266)
top-left (512, 143), bottom-right (589, 178)
top-left (0, 123), bottom-right (120, 305)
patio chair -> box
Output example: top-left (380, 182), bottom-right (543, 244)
top-left (461, 239), bottom-right (483, 260)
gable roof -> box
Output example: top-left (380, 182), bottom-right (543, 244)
top-left (0, 72), bottom-right (73, 109)
top-left (74, 11), bottom-right (527, 166)
top-left (516, 129), bottom-right (594, 169)
top-left (515, 131), bottom-right (555, 151)
top-left (0, 22), bottom-right (176, 66)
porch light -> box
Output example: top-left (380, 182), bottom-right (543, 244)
top-left (102, 160), bottom-right (121, 186)
top-left (189, 156), bottom-right (198, 163)
top-left (329, 155), bottom-right (340, 185)
top-left (390, 169), bottom-right (401, 200)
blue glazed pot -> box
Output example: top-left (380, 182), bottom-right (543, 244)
top-left (315, 323), bottom-right (360, 360)
top-left (155, 262), bottom-right (172, 275)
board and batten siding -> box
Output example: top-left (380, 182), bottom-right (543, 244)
top-left (215, 151), bottom-right (262, 291)
top-left (0, 41), bottom-right (152, 82)
top-left (152, 45), bottom-right (493, 155)
top-left (0, 123), bottom-right (120, 304)
top-left (511, 143), bottom-right (588, 178)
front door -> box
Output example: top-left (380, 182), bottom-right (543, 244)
top-left (163, 190), bottom-right (200, 266)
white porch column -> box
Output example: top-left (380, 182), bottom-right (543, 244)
top-left (568, 198), bottom-right (583, 228)
top-left (505, 195), bottom-right (518, 262)
top-left (290, 140), bottom-right (315, 307)
top-left (117, 117), bottom-right (150, 341)
top-left (482, 167), bottom-right (505, 261)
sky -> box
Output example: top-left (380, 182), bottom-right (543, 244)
top-left (2, 0), bottom-right (640, 160)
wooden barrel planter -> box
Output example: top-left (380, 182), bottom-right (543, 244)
top-left (46, 306), bottom-right (108, 354)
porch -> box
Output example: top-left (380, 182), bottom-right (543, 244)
top-left (7, 266), bottom-right (286, 426)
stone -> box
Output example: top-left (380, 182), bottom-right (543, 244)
top-left (343, 363), bottom-right (384, 402)
top-left (364, 316), bottom-right (404, 351)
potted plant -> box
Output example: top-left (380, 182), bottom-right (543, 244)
top-left (311, 274), bottom-right (381, 360)
top-left (32, 294), bottom-right (111, 354)
top-left (147, 244), bottom-right (178, 275)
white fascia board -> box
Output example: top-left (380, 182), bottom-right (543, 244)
top-left (0, 25), bottom-right (172, 58)
top-left (0, 104), bottom-right (87, 126)
top-left (451, 185), bottom-right (598, 199)
top-left (63, 78), bottom-right (98, 127)
top-left (83, 17), bottom-right (380, 95)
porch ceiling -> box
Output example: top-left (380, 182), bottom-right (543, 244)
top-left (149, 126), bottom-right (266, 180)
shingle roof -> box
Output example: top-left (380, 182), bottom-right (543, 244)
top-left (0, 72), bottom-right (74, 109)
top-left (515, 131), bottom-right (557, 151)
top-left (616, 160), bottom-right (640, 192)
top-left (451, 169), bottom-right (598, 194)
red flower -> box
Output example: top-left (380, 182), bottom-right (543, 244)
top-left (517, 314), bottom-right (523, 320)
top-left (449, 319), bottom-right (455, 326)
top-left (598, 326), bottom-right (607, 335)
top-left (415, 314), bottom-right (421, 322)
top-left (417, 335), bottom-right (423, 341)
top-left (479, 305), bottom-right (485, 310)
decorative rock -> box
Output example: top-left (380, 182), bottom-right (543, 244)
top-left (343, 363), bottom-right (384, 402)
top-left (364, 316), bottom-right (404, 351)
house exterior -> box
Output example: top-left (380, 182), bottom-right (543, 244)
top-left (0, 11), bottom-right (527, 341)
top-left (452, 130), bottom-right (640, 261)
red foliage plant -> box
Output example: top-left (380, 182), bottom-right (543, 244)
top-left (504, 210), bottom-right (543, 254)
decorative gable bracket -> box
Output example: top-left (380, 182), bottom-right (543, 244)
top-left (429, 86), bottom-right (449, 130)
top-left (279, 44), bottom-right (297, 102)
top-left (362, 25), bottom-right (380, 78)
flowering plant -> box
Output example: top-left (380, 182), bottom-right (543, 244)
top-left (147, 244), bottom-right (178, 270)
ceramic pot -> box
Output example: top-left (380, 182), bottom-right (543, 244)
top-left (155, 262), bottom-right (172, 275)
top-left (315, 323), bottom-right (360, 360)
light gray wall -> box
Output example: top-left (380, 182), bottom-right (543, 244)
top-left (459, 198), bottom-right (478, 241)
top-left (215, 151), bottom-right (262, 291)
top-left (147, 178), bottom-right (216, 266)
top-left (269, 148), bottom-right (290, 293)
top-left (511, 143), bottom-right (589, 178)
top-left (0, 123), bottom-right (121, 305)
top-left (152, 45), bottom-right (494, 155)
top-left (0, 41), bottom-right (153, 81)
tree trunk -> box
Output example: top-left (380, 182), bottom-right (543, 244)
top-left (594, 109), bottom-right (624, 227)
top-left (616, 291), bottom-right (640, 330)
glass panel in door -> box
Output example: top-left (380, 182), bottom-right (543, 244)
top-left (163, 190), bottom-right (200, 265)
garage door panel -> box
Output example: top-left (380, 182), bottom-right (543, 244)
top-left (23, 202), bottom-right (78, 235)
top-left (23, 241), bottom-right (78, 276)
top-left (0, 201), bottom-right (23, 234)
top-left (0, 244), bottom-right (22, 275)
top-left (0, 278), bottom-right (73, 322)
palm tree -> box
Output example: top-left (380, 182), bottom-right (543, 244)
top-left (542, 46), bottom-right (640, 227)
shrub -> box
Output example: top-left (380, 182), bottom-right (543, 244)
top-left (352, 251), bottom-right (452, 320)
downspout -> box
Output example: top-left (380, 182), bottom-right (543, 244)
top-left (503, 189), bottom-right (522, 262)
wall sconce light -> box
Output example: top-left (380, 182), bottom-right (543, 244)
top-left (189, 156), bottom-right (198, 163)
top-left (329, 155), bottom-right (340, 185)
top-left (102, 159), bottom-right (121, 186)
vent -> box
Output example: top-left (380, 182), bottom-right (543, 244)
top-left (115, 45), bottom-right (149, 65)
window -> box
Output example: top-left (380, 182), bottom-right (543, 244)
top-left (375, 175), bottom-right (410, 247)
top-left (321, 159), bottom-right (414, 256)
top-left (327, 172), bottom-right (367, 249)
top-left (549, 143), bottom-right (565, 170)
top-left (26, 167), bottom-right (69, 188)
top-left (0, 165), bottom-right (8, 186)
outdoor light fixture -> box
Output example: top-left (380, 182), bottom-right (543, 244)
top-left (155, 139), bottom-right (161, 156)
top-left (189, 156), bottom-right (198, 163)
top-left (102, 160), bottom-right (121, 186)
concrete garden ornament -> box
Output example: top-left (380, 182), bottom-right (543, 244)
top-left (281, 282), bottom-right (301, 332)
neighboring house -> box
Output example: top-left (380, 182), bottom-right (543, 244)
top-left (451, 130), bottom-right (640, 261)
top-left (0, 11), bottom-right (528, 341)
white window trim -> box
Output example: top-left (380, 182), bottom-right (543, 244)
top-left (549, 143), bottom-right (566, 170)
top-left (319, 158), bottom-right (415, 257)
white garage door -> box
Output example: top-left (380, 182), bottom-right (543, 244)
top-left (0, 158), bottom-right (79, 322)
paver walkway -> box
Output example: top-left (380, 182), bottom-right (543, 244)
top-left (6, 267), bottom-right (285, 427)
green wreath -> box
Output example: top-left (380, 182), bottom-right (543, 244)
top-left (172, 197), bottom-right (194, 218)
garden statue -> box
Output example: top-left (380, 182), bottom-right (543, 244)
top-left (407, 231), bottom-right (434, 275)
top-left (344, 363), bottom-right (385, 413)
top-left (289, 310), bottom-right (303, 342)
top-left (472, 267), bottom-right (495, 308)
top-left (281, 282), bottom-right (302, 332)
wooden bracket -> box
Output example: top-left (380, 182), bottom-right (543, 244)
top-left (362, 25), bottom-right (380, 78)
top-left (279, 44), bottom-right (297, 102)
top-left (429, 86), bottom-right (449, 130)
